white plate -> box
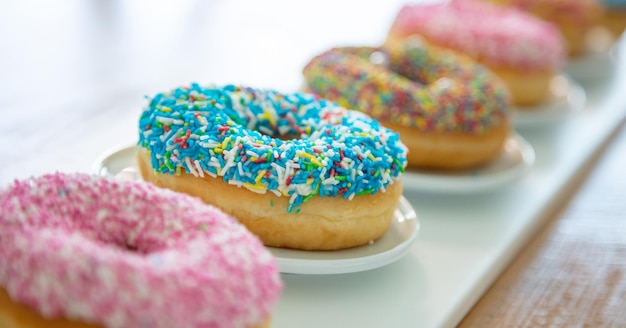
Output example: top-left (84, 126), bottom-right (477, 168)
top-left (401, 134), bottom-right (535, 193)
top-left (269, 196), bottom-right (419, 274)
top-left (92, 144), bottom-right (140, 181)
top-left (565, 28), bottom-right (620, 81)
top-left (512, 74), bottom-right (586, 127)
top-left (93, 145), bottom-right (420, 275)
top-left (565, 52), bottom-right (616, 82)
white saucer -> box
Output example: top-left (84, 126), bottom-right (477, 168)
top-left (270, 196), bottom-right (419, 274)
top-left (92, 144), bottom-right (140, 181)
top-left (565, 52), bottom-right (616, 82)
top-left (93, 145), bottom-right (420, 275)
top-left (565, 28), bottom-right (620, 81)
top-left (401, 134), bottom-right (535, 194)
top-left (512, 74), bottom-right (586, 127)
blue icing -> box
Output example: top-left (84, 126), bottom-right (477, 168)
top-left (138, 84), bottom-right (408, 212)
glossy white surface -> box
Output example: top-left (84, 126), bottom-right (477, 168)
top-left (1, 1), bottom-right (625, 328)
top-left (401, 134), bottom-right (535, 193)
top-left (93, 144), bottom-right (139, 181)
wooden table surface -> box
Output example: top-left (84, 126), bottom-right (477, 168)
top-left (1, 1), bottom-right (625, 327)
top-left (459, 121), bottom-right (626, 327)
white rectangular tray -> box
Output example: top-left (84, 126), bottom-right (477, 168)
top-left (272, 45), bottom-right (626, 327)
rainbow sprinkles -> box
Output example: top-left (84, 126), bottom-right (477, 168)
top-left (138, 84), bottom-right (408, 212)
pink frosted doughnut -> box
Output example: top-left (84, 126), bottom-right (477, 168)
top-left (386, 0), bottom-right (566, 106)
top-left (0, 172), bottom-right (282, 328)
top-left (387, 0), bottom-right (565, 71)
top-left (484, 0), bottom-right (604, 56)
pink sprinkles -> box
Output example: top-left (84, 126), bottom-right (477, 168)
top-left (0, 172), bottom-right (282, 328)
top-left (389, 0), bottom-right (566, 71)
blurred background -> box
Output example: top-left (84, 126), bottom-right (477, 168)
top-left (1, 0), bottom-right (624, 185)
top-left (0, 0), bottom-right (416, 184)
top-left (0, 0), bottom-right (408, 96)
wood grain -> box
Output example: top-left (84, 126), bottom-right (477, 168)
top-left (459, 123), bottom-right (626, 327)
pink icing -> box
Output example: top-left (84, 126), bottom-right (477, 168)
top-left (389, 0), bottom-right (566, 71)
top-left (0, 172), bottom-right (282, 328)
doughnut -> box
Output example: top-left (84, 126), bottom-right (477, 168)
top-left (302, 39), bottom-right (511, 171)
top-left (483, 0), bottom-right (604, 56)
top-left (137, 84), bottom-right (407, 251)
top-left (598, 0), bottom-right (626, 37)
top-left (386, 0), bottom-right (566, 106)
top-left (0, 172), bottom-right (282, 328)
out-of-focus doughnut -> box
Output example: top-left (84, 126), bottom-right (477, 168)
top-left (386, 0), bottom-right (566, 106)
top-left (484, 0), bottom-right (604, 56)
top-left (302, 39), bottom-right (511, 170)
top-left (597, 0), bottom-right (626, 37)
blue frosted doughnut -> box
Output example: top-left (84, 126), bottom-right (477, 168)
top-left (138, 84), bottom-right (407, 212)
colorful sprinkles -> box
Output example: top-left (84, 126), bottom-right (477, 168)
top-left (138, 84), bottom-right (408, 212)
top-left (302, 41), bottom-right (510, 134)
